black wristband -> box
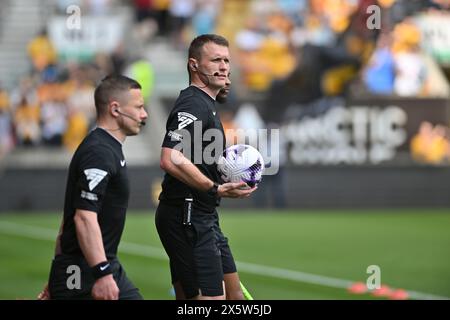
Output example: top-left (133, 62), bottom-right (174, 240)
top-left (91, 261), bottom-right (112, 280)
top-left (207, 182), bottom-right (219, 197)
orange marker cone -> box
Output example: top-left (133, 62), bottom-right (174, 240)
top-left (348, 282), bottom-right (368, 294)
top-left (371, 285), bottom-right (392, 297)
top-left (389, 289), bottom-right (409, 300)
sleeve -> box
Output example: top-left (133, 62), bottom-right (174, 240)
top-left (162, 97), bottom-right (210, 150)
top-left (73, 145), bottom-right (116, 213)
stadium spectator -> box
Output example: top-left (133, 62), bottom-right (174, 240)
top-left (133, 0), bottom-right (153, 22)
top-left (192, 0), bottom-right (222, 36)
top-left (235, 12), bottom-right (297, 92)
top-left (363, 33), bottom-right (395, 95)
top-left (66, 66), bottom-right (96, 127)
top-left (393, 47), bottom-right (426, 96)
top-left (392, 19), bottom-right (426, 96)
top-left (13, 96), bottom-right (41, 146)
top-left (410, 121), bottom-right (450, 164)
top-left (27, 29), bottom-right (57, 72)
top-left (63, 107), bottom-right (89, 152)
top-left (132, 0), bottom-right (159, 43)
top-left (0, 86), bottom-right (14, 159)
top-left (43, 75), bottom-right (148, 300)
top-left (155, 34), bottom-right (256, 300)
top-left (153, 0), bottom-right (171, 36)
top-left (169, 0), bottom-right (195, 49)
top-left (9, 77), bottom-right (38, 111)
top-left (40, 93), bottom-right (68, 147)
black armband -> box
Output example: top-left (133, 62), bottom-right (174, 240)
top-left (91, 261), bottom-right (112, 280)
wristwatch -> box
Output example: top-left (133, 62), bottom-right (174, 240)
top-left (207, 182), bottom-right (219, 197)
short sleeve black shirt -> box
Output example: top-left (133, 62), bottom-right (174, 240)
top-left (60, 128), bottom-right (129, 258)
top-left (159, 86), bottom-right (225, 212)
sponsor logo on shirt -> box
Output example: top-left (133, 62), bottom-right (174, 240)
top-left (81, 190), bottom-right (98, 201)
top-left (168, 130), bottom-right (183, 141)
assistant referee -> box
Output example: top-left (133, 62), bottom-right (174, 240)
top-left (45, 75), bottom-right (148, 300)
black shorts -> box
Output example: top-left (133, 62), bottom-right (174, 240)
top-left (155, 202), bottom-right (237, 299)
top-left (48, 254), bottom-right (142, 300)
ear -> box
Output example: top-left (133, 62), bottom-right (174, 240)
top-left (189, 58), bottom-right (198, 71)
top-left (109, 101), bottom-right (120, 116)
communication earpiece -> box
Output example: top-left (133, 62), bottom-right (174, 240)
top-left (115, 108), bottom-right (146, 126)
top-left (190, 61), bottom-right (219, 78)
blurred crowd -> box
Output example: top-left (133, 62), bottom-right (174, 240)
top-left (0, 29), bottom-right (134, 157)
top-left (411, 121), bottom-right (450, 165)
top-left (0, 0), bottom-right (450, 166)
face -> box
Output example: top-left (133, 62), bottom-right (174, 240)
top-left (216, 73), bottom-right (231, 104)
top-left (195, 42), bottom-right (230, 90)
top-left (117, 88), bottom-right (148, 136)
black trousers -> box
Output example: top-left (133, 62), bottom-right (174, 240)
top-left (48, 254), bottom-right (142, 300)
top-left (155, 202), bottom-right (237, 299)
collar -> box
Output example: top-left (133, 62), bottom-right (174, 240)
top-left (189, 85), bottom-right (217, 101)
top-left (96, 127), bottom-right (124, 146)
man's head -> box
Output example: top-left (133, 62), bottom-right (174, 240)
top-left (94, 75), bottom-right (148, 136)
top-left (216, 73), bottom-right (231, 104)
top-left (188, 34), bottom-right (230, 95)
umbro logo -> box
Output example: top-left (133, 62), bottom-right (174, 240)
top-left (120, 160), bottom-right (126, 167)
top-left (178, 112), bottom-right (197, 130)
top-left (84, 168), bottom-right (107, 191)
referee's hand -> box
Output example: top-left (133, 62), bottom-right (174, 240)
top-left (218, 182), bottom-right (257, 199)
top-left (37, 283), bottom-right (50, 300)
top-left (91, 274), bottom-right (119, 300)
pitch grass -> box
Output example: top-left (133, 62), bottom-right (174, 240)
top-left (0, 209), bottom-right (449, 300)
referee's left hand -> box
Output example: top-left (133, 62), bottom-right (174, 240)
top-left (218, 182), bottom-right (257, 199)
top-left (91, 274), bottom-right (119, 300)
top-left (37, 283), bottom-right (50, 300)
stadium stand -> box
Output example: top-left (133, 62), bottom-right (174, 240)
top-left (0, 0), bottom-right (449, 210)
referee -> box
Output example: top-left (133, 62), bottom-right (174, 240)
top-left (45, 75), bottom-right (148, 300)
top-left (155, 34), bottom-right (257, 300)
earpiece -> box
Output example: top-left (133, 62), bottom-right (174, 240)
top-left (115, 108), bottom-right (146, 126)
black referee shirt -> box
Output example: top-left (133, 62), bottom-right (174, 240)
top-left (60, 128), bottom-right (130, 258)
top-left (159, 86), bottom-right (226, 212)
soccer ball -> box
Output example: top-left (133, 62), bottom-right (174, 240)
top-left (217, 144), bottom-right (265, 188)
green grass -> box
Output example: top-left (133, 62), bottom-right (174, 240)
top-left (0, 209), bottom-right (449, 300)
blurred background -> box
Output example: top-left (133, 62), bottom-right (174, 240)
top-left (0, 0), bottom-right (449, 300)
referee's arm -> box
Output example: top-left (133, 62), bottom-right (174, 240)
top-left (74, 209), bottom-right (119, 300)
top-left (160, 147), bottom-right (256, 198)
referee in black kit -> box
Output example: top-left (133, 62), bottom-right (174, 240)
top-left (43, 75), bottom-right (147, 300)
top-left (156, 34), bottom-right (257, 300)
